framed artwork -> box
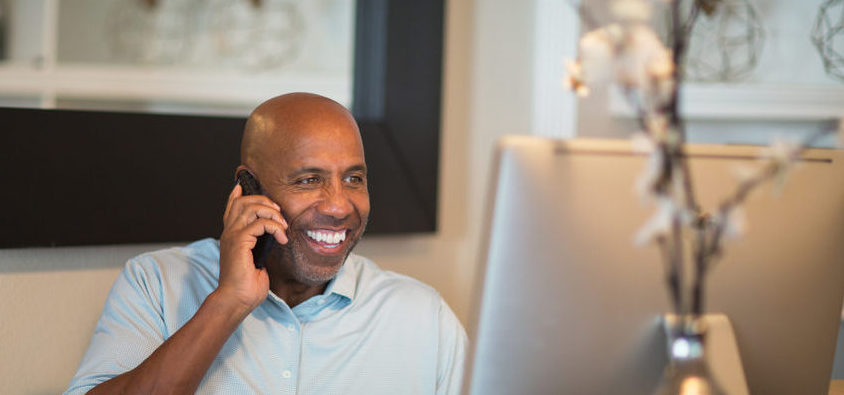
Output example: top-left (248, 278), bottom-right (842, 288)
top-left (0, 0), bottom-right (443, 247)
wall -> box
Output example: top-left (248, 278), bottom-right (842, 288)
top-left (0, 244), bottom-right (170, 394)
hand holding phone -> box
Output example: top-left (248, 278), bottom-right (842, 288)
top-left (236, 170), bottom-right (277, 269)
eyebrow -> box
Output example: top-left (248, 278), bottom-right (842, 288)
top-left (346, 164), bottom-right (367, 173)
top-left (289, 164), bottom-right (367, 177)
top-left (290, 167), bottom-right (326, 177)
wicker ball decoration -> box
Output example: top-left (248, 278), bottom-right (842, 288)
top-left (208, 0), bottom-right (305, 70)
top-left (685, 0), bottom-right (765, 82)
top-left (811, 0), bottom-right (844, 81)
top-left (106, 0), bottom-right (195, 65)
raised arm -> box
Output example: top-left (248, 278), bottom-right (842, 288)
top-left (82, 185), bottom-right (287, 394)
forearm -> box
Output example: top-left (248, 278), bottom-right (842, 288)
top-left (88, 291), bottom-right (252, 395)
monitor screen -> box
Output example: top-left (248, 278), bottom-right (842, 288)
top-left (465, 136), bottom-right (844, 395)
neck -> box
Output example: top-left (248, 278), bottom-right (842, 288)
top-left (264, 248), bottom-right (330, 308)
top-left (268, 277), bottom-right (328, 308)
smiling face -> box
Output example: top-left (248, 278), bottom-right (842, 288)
top-left (241, 93), bottom-right (369, 287)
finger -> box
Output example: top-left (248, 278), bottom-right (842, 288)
top-left (245, 219), bottom-right (289, 245)
top-left (250, 206), bottom-right (288, 228)
top-left (234, 205), bottom-right (288, 230)
top-left (223, 183), bottom-right (242, 223)
top-left (236, 194), bottom-right (281, 212)
top-left (226, 194), bottom-right (281, 228)
top-left (231, 199), bottom-right (287, 227)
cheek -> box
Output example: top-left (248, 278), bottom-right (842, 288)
top-left (275, 195), bottom-right (315, 222)
top-left (353, 193), bottom-right (371, 218)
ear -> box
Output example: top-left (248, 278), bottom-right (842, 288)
top-left (234, 165), bottom-right (252, 182)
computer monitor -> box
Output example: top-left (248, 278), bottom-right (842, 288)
top-left (464, 136), bottom-right (844, 395)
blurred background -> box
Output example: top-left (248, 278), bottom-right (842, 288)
top-left (0, 0), bottom-right (842, 393)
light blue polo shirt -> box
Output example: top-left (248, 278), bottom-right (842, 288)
top-left (65, 238), bottom-right (467, 394)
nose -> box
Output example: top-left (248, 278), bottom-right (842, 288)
top-left (316, 182), bottom-right (354, 220)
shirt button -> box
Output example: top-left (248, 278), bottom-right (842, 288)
top-left (287, 324), bottom-right (296, 332)
top-left (282, 370), bottom-right (292, 379)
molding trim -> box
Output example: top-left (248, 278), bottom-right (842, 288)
top-left (531, 0), bottom-right (580, 139)
top-left (610, 83), bottom-right (844, 121)
top-left (0, 65), bottom-right (350, 110)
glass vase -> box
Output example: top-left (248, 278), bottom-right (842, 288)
top-left (653, 315), bottom-right (727, 395)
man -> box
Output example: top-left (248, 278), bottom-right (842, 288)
top-left (65, 93), bottom-right (467, 394)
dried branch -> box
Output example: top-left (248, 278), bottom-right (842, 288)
top-left (708, 129), bottom-right (833, 257)
top-left (657, 235), bottom-right (681, 313)
top-left (668, 1), bottom-right (702, 213)
top-left (689, 128), bottom-right (836, 314)
top-left (684, 1), bottom-right (703, 38)
top-left (567, 0), bottom-right (601, 31)
top-left (670, 210), bottom-right (687, 314)
top-left (696, 0), bottom-right (723, 16)
top-left (565, 0), bottom-right (832, 317)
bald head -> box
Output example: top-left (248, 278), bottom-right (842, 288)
top-left (236, 93), bottom-right (370, 288)
top-left (241, 93), bottom-right (362, 170)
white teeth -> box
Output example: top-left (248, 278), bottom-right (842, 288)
top-left (306, 230), bottom-right (346, 245)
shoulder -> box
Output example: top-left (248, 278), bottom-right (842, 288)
top-left (343, 253), bottom-right (467, 347)
top-left (343, 254), bottom-right (464, 335)
top-left (123, 238), bottom-right (220, 279)
top-left (346, 253), bottom-right (443, 307)
top-left (117, 238), bottom-right (220, 299)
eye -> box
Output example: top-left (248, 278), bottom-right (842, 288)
top-left (344, 174), bottom-right (365, 185)
top-left (297, 175), bottom-right (321, 185)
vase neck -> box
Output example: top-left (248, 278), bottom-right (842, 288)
top-left (669, 333), bottom-right (705, 361)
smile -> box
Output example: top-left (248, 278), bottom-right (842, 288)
top-left (305, 229), bottom-right (347, 247)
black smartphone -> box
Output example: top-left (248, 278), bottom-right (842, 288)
top-left (236, 170), bottom-right (275, 269)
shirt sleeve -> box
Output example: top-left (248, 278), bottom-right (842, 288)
top-left (435, 298), bottom-right (469, 395)
top-left (64, 256), bottom-right (168, 395)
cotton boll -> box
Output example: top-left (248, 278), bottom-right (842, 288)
top-left (635, 148), bottom-right (665, 202)
top-left (610, 0), bottom-right (652, 23)
top-left (563, 59), bottom-right (591, 97)
top-left (722, 206), bottom-right (747, 241)
top-left (763, 139), bottom-right (800, 195)
top-left (579, 27), bottom-right (616, 86)
top-left (635, 197), bottom-right (675, 246)
top-left (730, 164), bottom-right (757, 185)
top-left (645, 114), bottom-right (670, 142)
top-left (615, 25), bottom-right (672, 91)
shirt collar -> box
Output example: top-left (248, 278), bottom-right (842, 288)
top-left (323, 253), bottom-right (358, 302)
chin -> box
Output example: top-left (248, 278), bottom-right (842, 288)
top-left (279, 219), bottom-right (367, 285)
top-left (296, 263), bottom-right (344, 286)
top-left (286, 238), bottom-right (356, 286)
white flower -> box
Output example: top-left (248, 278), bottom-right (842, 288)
top-left (631, 132), bottom-right (654, 153)
top-left (766, 139), bottom-right (797, 165)
top-left (563, 59), bottom-right (590, 97)
top-left (645, 114), bottom-right (670, 142)
top-left (615, 25), bottom-right (672, 92)
top-left (721, 206), bottom-right (747, 241)
top-left (635, 197), bottom-right (675, 245)
top-left (610, 0), bottom-right (652, 23)
top-left (578, 26), bottom-right (618, 86)
top-left (730, 164), bottom-right (757, 185)
top-left (633, 133), bottom-right (663, 201)
top-left (648, 54), bottom-right (675, 105)
top-left (763, 138), bottom-right (799, 194)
